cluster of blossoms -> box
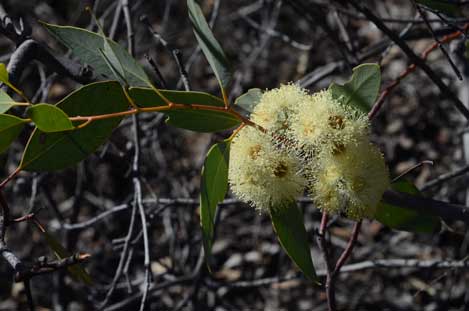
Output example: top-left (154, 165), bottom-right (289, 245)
top-left (228, 84), bottom-right (390, 220)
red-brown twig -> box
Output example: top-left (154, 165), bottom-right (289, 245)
top-left (333, 221), bottom-right (362, 275)
top-left (0, 100), bottom-right (264, 190)
top-left (12, 213), bottom-right (36, 223)
top-left (317, 212), bottom-right (362, 311)
top-left (316, 212), bottom-right (337, 311)
top-left (369, 23), bottom-right (469, 119)
top-left (0, 167), bottom-right (21, 190)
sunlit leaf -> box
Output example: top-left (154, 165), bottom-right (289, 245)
top-left (233, 88), bottom-right (262, 117)
top-left (21, 81), bottom-right (128, 171)
top-left (187, 0), bottom-right (232, 90)
top-left (0, 90), bottom-right (16, 114)
top-left (27, 104), bottom-right (75, 133)
top-left (330, 63), bottom-right (381, 113)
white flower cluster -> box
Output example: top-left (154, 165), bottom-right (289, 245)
top-left (228, 84), bottom-right (389, 220)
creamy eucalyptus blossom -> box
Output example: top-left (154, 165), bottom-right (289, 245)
top-left (251, 84), bottom-right (309, 135)
top-left (228, 126), bottom-right (306, 212)
top-left (291, 90), bottom-right (369, 156)
top-left (228, 84), bottom-right (390, 220)
top-left (310, 139), bottom-right (390, 220)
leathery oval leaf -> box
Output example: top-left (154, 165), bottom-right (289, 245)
top-left (129, 87), bottom-right (240, 132)
top-left (187, 0), bottom-right (232, 90)
top-left (0, 89), bottom-right (16, 114)
top-left (200, 139), bottom-right (230, 264)
top-left (0, 114), bottom-right (26, 154)
top-left (271, 203), bottom-right (318, 282)
top-left (375, 179), bottom-right (441, 233)
top-left (27, 104), bottom-right (75, 133)
top-left (42, 22), bottom-right (149, 87)
top-left (329, 63), bottom-right (381, 113)
top-left (21, 81), bottom-right (129, 171)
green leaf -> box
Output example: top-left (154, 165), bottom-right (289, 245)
top-left (98, 47), bottom-right (127, 86)
top-left (416, 0), bottom-right (460, 16)
top-left (0, 114), bottom-right (26, 154)
top-left (375, 180), bottom-right (441, 233)
top-left (0, 90), bottom-right (16, 113)
top-left (271, 203), bottom-right (318, 282)
top-left (89, 17), bottom-right (131, 86)
top-left (99, 32), bottom-right (149, 88)
top-left (200, 139), bottom-right (230, 262)
top-left (20, 81), bottom-right (128, 171)
top-left (27, 104), bottom-right (75, 133)
top-left (165, 109), bottom-right (240, 132)
top-left (41, 229), bottom-right (93, 285)
top-left (187, 0), bottom-right (231, 90)
top-left (0, 63), bottom-right (9, 84)
top-left (329, 63), bottom-right (381, 113)
top-left (233, 88), bottom-right (262, 117)
top-left (42, 22), bottom-right (149, 87)
top-left (129, 87), bottom-right (241, 132)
